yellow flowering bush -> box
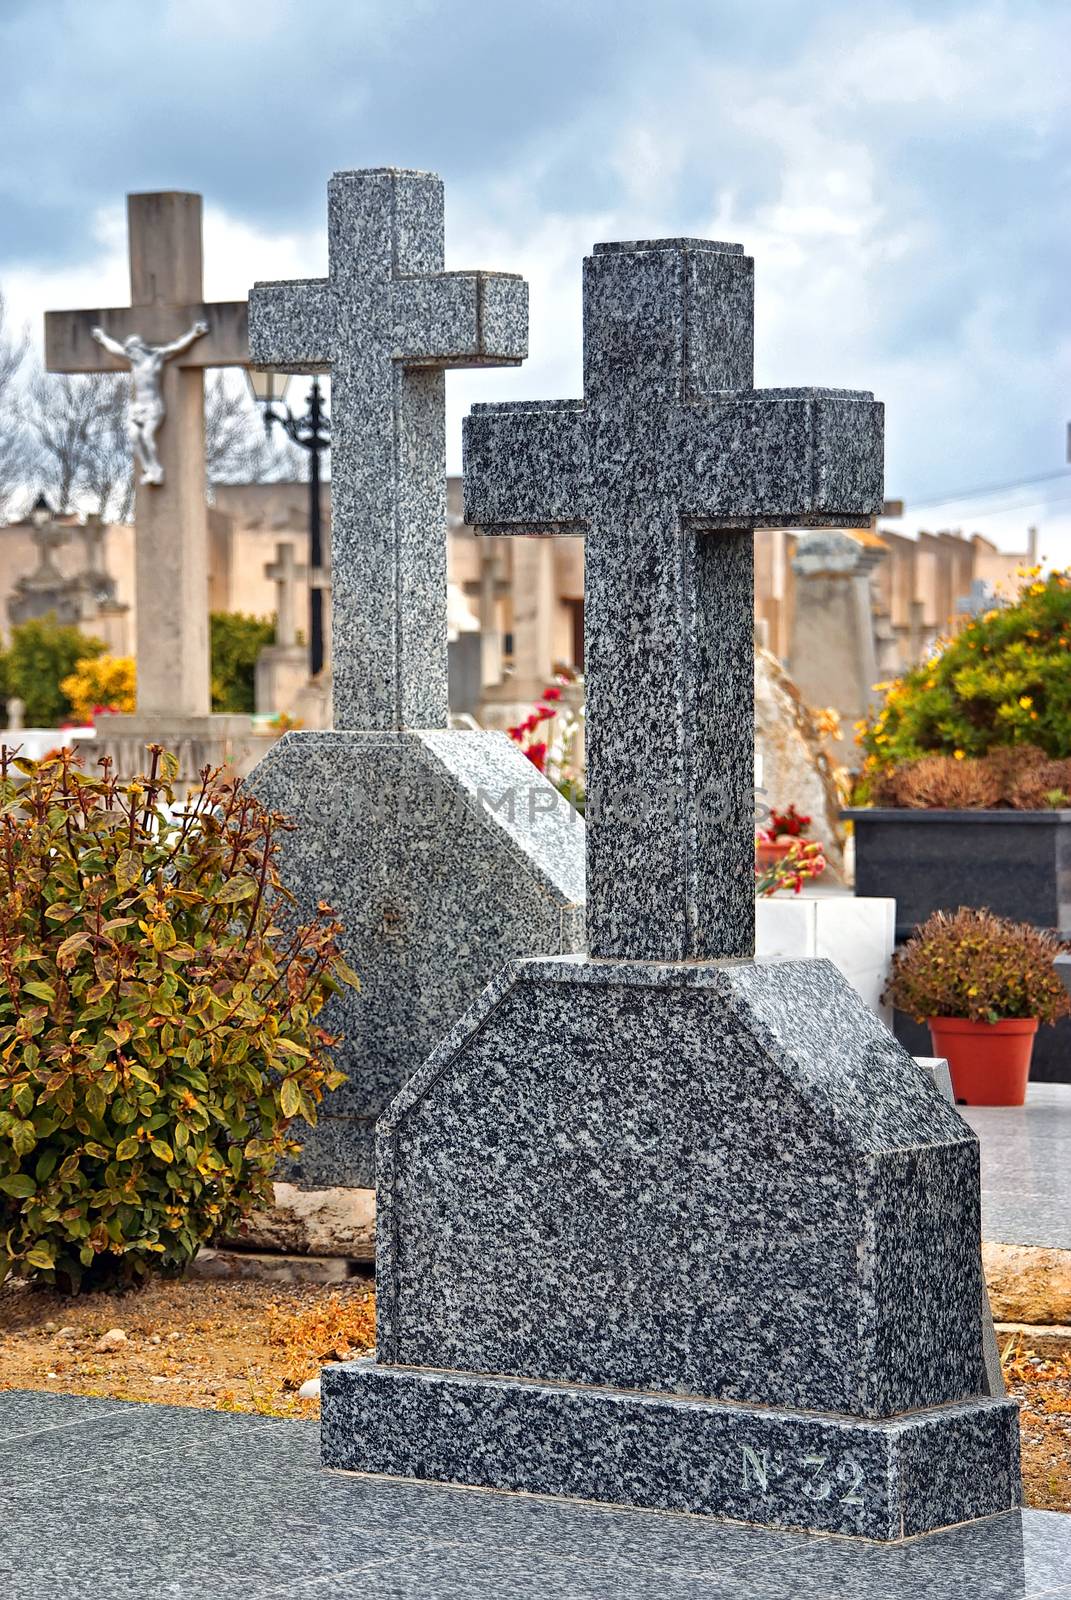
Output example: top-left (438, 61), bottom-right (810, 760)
top-left (59, 655), bottom-right (136, 723)
top-left (857, 568), bottom-right (1071, 774)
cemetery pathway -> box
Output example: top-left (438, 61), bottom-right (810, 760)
top-left (963, 1083), bottom-right (1071, 1251)
top-left (2, 1390), bottom-right (1071, 1598)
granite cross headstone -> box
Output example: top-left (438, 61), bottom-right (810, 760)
top-left (248, 167), bottom-right (533, 730)
top-left (322, 238), bottom-right (1020, 1541)
top-left (464, 240), bottom-right (885, 961)
top-left (246, 170), bottom-right (584, 1189)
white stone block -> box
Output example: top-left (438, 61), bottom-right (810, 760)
top-left (756, 894), bottom-right (895, 1021)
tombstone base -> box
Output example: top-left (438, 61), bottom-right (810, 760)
top-left (360, 953), bottom-right (1019, 1536)
top-left (247, 730), bottom-right (584, 1189)
top-left (322, 1361), bottom-right (1019, 1542)
top-left (75, 713), bottom-right (255, 783)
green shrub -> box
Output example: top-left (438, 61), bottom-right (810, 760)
top-left (883, 907), bottom-right (1070, 1025)
top-left (0, 745), bottom-right (356, 1291)
top-left (6, 618), bottom-right (105, 727)
top-left (858, 568), bottom-right (1071, 774)
top-left (210, 612), bottom-right (275, 715)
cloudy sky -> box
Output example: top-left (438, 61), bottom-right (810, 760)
top-left (1, 0), bottom-right (1068, 556)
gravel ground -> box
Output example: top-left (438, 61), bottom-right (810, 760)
top-left (0, 1273), bottom-right (1067, 1512)
top-left (0, 1271), bottom-right (374, 1417)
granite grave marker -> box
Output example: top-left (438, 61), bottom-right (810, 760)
top-left (246, 169), bottom-right (584, 1189)
top-left (322, 238), bottom-right (1020, 1540)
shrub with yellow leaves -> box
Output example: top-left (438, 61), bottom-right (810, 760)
top-left (857, 568), bottom-right (1071, 774)
top-left (0, 745), bottom-right (357, 1291)
top-left (59, 655), bottom-right (137, 724)
top-left (883, 907), bottom-right (1070, 1026)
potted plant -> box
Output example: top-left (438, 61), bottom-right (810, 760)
top-left (846, 570), bottom-right (1071, 944)
top-left (882, 907), bottom-right (1069, 1105)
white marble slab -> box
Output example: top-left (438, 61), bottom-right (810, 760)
top-left (756, 894), bottom-right (896, 1020)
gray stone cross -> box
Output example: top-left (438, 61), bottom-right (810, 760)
top-left (464, 239), bottom-right (884, 962)
top-left (265, 540), bottom-right (307, 651)
top-left (249, 168), bottom-right (528, 730)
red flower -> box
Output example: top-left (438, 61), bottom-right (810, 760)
top-left (526, 741), bottom-right (547, 772)
top-left (770, 804), bottom-right (811, 838)
top-left (542, 686), bottom-right (562, 701)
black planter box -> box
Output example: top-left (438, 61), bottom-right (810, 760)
top-left (844, 808), bottom-right (1071, 943)
top-left (845, 807), bottom-right (1071, 1085)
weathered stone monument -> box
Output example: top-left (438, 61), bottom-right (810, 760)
top-left (7, 503), bottom-right (129, 653)
top-left (788, 528), bottom-right (885, 767)
top-left (322, 238), bottom-right (1020, 1539)
top-left (45, 191), bottom-right (252, 772)
top-left (247, 169), bottom-right (584, 1189)
top-left (7, 499), bottom-right (74, 627)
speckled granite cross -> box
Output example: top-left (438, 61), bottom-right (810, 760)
top-left (249, 167), bottom-right (528, 730)
top-left (464, 240), bottom-right (883, 961)
top-left (244, 173), bottom-right (583, 1189)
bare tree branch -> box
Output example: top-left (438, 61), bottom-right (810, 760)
top-left (205, 371), bottom-right (306, 485)
top-left (4, 322), bottom-right (310, 525)
top-left (26, 365), bottom-right (132, 517)
top-left (81, 377), bottom-right (134, 521)
top-left (0, 290), bottom-right (30, 518)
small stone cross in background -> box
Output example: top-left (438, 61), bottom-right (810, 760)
top-left (265, 541), bottom-right (307, 652)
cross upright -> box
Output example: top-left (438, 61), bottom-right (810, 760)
top-left (45, 193), bottom-right (249, 720)
top-left (464, 239), bottom-right (884, 962)
top-left (248, 168), bottom-right (528, 731)
top-left (265, 540), bottom-right (307, 652)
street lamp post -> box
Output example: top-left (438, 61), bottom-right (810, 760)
top-left (246, 371), bottom-right (331, 677)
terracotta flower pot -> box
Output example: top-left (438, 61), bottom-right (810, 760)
top-left (756, 838), bottom-right (797, 871)
top-left (927, 1015), bottom-right (1038, 1106)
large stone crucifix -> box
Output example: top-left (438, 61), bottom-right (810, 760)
top-left (464, 239), bottom-right (884, 961)
top-left (249, 166), bottom-right (528, 729)
top-left (45, 192), bottom-right (249, 720)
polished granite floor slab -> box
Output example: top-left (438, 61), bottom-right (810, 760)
top-left (962, 1083), bottom-right (1071, 1250)
top-left (2, 1392), bottom-right (1070, 1598)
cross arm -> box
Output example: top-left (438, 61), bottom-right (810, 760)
top-left (462, 400), bottom-right (588, 533)
top-left (248, 277), bottom-right (334, 373)
top-left (44, 302), bottom-right (248, 373)
top-left (680, 387), bottom-right (884, 527)
top-left (390, 272), bottom-right (527, 368)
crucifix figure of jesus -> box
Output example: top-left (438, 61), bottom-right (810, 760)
top-left (45, 191), bottom-right (249, 720)
top-left (90, 320), bottom-right (209, 484)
